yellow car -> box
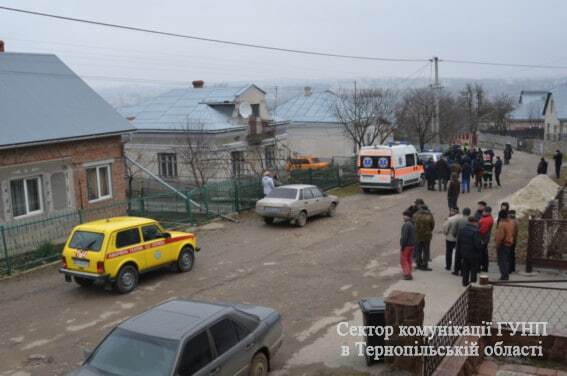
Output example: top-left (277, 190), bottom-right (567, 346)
top-left (286, 156), bottom-right (331, 171)
top-left (60, 217), bottom-right (199, 293)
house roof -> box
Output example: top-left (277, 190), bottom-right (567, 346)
top-left (546, 84), bottom-right (567, 120)
top-left (276, 90), bottom-right (339, 124)
top-left (0, 52), bottom-right (134, 149)
top-left (119, 84), bottom-right (265, 132)
top-left (508, 90), bottom-right (548, 121)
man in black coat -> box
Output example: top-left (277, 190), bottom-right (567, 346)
top-left (494, 156), bottom-right (503, 187)
top-left (537, 157), bottom-right (548, 175)
top-left (436, 157), bottom-right (450, 191)
top-left (456, 216), bottom-right (483, 286)
top-left (553, 150), bottom-right (563, 179)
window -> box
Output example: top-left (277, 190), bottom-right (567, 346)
top-left (158, 153), bottom-right (178, 179)
top-left (10, 177), bottom-right (43, 218)
top-left (116, 228), bottom-right (141, 248)
top-left (210, 319), bottom-right (239, 356)
top-left (177, 331), bottom-right (213, 376)
top-left (310, 188), bottom-right (323, 198)
top-left (265, 146), bottom-right (275, 169)
top-left (233, 319), bottom-right (252, 340)
top-left (302, 188), bottom-right (314, 200)
top-left (405, 154), bottom-right (416, 167)
top-left (231, 151), bottom-right (246, 177)
top-left (86, 164), bottom-right (112, 202)
top-left (69, 231), bottom-right (104, 252)
top-left (251, 104), bottom-right (260, 117)
top-left (142, 225), bottom-right (161, 242)
top-left (267, 188), bottom-right (298, 199)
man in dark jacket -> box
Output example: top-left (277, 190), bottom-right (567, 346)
top-left (436, 157), bottom-right (450, 191)
top-left (461, 160), bottom-right (472, 193)
top-left (474, 157), bottom-right (484, 192)
top-left (494, 156), bottom-right (503, 187)
top-left (474, 201), bottom-right (487, 221)
top-left (452, 207), bottom-right (471, 275)
top-left (537, 157), bottom-right (548, 175)
top-left (447, 174), bottom-right (460, 210)
top-left (400, 210), bottom-right (416, 280)
top-left (425, 159), bottom-right (437, 191)
top-left (457, 216), bottom-right (482, 286)
top-left (414, 206), bottom-right (435, 271)
top-left (482, 157), bottom-right (494, 188)
top-left (553, 150), bottom-right (563, 179)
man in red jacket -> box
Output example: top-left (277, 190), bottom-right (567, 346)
top-left (478, 206), bottom-right (494, 272)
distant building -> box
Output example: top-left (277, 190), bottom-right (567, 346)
top-left (0, 52), bottom-right (134, 225)
top-left (542, 85), bottom-right (567, 141)
top-left (506, 90), bottom-right (547, 131)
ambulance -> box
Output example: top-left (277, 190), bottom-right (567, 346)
top-left (358, 143), bottom-right (425, 193)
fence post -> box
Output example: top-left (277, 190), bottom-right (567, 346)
top-left (140, 188), bottom-right (146, 216)
top-left (308, 169), bottom-right (313, 185)
top-left (185, 190), bottom-right (193, 223)
top-left (233, 179), bottom-right (241, 212)
top-left (203, 186), bottom-right (210, 217)
top-left (0, 225), bottom-right (11, 275)
top-left (336, 166), bottom-right (342, 187)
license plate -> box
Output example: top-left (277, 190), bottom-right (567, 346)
top-left (378, 175), bottom-right (390, 182)
top-left (265, 207), bottom-right (280, 213)
top-left (362, 175), bottom-right (374, 180)
top-left (73, 258), bottom-right (89, 268)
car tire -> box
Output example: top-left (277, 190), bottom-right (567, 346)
top-left (263, 217), bottom-right (274, 225)
top-left (296, 211), bottom-right (308, 227)
top-left (248, 352), bottom-right (269, 376)
top-left (395, 180), bottom-right (403, 194)
top-left (419, 174), bottom-right (426, 187)
top-left (116, 265), bottom-right (139, 294)
top-left (362, 188), bottom-right (371, 193)
top-left (74, 276), bottom-right (94, 287)
top-left (327, 203), bottom-right (337, 217)
top-left (176, 246), bottom-right (195, 273)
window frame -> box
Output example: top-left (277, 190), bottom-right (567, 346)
top-left (264, 145), bottom-right (275, 169)
top-left (115, 227), bottom-right (142, 249)
top-left (209, 318), bottom-right (241, 357)
top-left (176, 330), bottom-right (215, 376)
top-left (158, 153), bottom-right (178, 179)
top-left (231, 151), bottom-right (246, 177)
top-left (86, 164), bottom-right (113, 203)
top-left (10, 176), bottom-right (44, 219)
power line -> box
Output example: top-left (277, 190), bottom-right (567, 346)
top-left (0, 5), bottom-right (428, 63)
top-left (442, 58), bottom-right (567, 70)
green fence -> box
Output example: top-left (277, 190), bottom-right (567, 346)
top-left (0, 166), bottom-right (357, 276)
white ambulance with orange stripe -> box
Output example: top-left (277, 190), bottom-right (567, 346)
top-left (60, 217), bottom-right (199, 293)
top-left (358, 143), bottom-right (424, 193)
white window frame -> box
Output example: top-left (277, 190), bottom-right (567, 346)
top-left (86, 164), bottom-right (113, 203)
top-left (10, 176), bottom-right (44, 219)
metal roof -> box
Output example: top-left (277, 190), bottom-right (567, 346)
top-left (119, 84), bottom-right (264, 132)
top-left (276, 90), bottom-right (339, 124)
top-left (0, 53), bottom-right (134, 148)
top-left (508, 90), bottom-right (548, 121)
top-left (547, 84), bottom-right (567, 120)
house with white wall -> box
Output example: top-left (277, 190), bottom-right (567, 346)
top-left (543, 85), bottom-right (567, 141)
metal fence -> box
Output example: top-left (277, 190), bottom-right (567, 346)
top-left (0, 166), bottom-right (358, 276)
top-left (491, 280), bottom-right (567, 334)
top-left (423, 287), bottom-right (471, 376)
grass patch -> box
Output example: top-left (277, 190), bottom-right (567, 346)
top-left (327, 184), bottom-right (361, 198)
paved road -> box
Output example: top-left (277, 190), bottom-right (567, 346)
top-left (0, 152), bottom-right (541, 376)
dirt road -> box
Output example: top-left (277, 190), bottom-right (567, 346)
top-left (0, 152), bottom-right (541, 376)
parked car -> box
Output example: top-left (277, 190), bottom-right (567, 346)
top-left (255, 184), bottom-right (339, 227)
top-left (417, 151), bottom-right (443, 164)
top-left (286, 156), bottom-right (330, 171)
top-left (60, 217), bottom-right (199, 293)
top-left (69, 299), bottom-right (283, 376)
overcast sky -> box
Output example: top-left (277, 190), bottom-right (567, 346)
top-left (2, 0), bottom-right (567, 87)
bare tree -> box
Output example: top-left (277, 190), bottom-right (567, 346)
top-left (458, 83), bottom-right (491, 144)
top-left (486, 94), bottom-right (515, 134)
top-left (396, 87), bottom-right (436, 151)
top-left (335, 87), bottom-right (397, 151)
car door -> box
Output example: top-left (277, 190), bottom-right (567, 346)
top-left (141, 223), bottom-right (171, 266)
top-left (113, 227), bottom-right (146, 270)
top-left (209, 318), bottom-right (251, 376)
top-left (309, 187), bottom-right (327, 214)
top-left (176, 330), bottom-right (217, 376)
top-left (300, 188), bottom-right (315, 216)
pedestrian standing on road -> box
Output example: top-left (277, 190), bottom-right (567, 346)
top-left (537, 157), bottom-right (548, 175)
top-left (457, 216), bottom-right (482, 286)
top-left (442, 207), bottom-right (460, 271)
top-left (400, 210), bottom-right (416, 280)
top-left (436, 157), bottom-right (450, 191)
top-left (461, 159), bottom-right (472, 193)
top-left (497, 202), bottom-right (510, 225)
top-left (474, 157), bottom-right (484, 192)
top-left (494, 156), bottom-right (503, 187)
top-left (483, 156), bottom-right (494, 188)
top-left (478, 206), bottom-right (494, 272)
top-left (262, 171), bottom-right (275, 197)
top-left (452, 207), bottom-right (471, 276)
top-left (447, 173), bottom-right (460, 210)
top-left (553, 150), bottom-right (563, 179)
top-left (509, 210), bottom-right (519, 273)
top-left (474, 201), bottom-right (487, 221)
top-left (495, 211), bottom-right (515, 280)
top-left (425, 159), bottom-right (437, 191)
top-left (414, 205), bottom-right (435, 271)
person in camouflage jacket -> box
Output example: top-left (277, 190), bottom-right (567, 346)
top-left (414, 206), bottom-right (435, 270)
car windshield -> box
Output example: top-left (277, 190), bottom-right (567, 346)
top-left (69, 231), bottom-right (104, 252)
top-left (310, 158), bottom-right (321, 163)
top-left (267, 188), bottom-right (298, 199)
top-left (87, 328), bottom-right (178, 376)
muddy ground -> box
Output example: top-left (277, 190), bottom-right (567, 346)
top-left (0, 151), bottom-right (541, 376)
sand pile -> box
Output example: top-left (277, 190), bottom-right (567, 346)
top-left (499, 174), bottom-right (560, 218)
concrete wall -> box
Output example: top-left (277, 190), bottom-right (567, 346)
top-left (284, 123), bottom-right (355, 158)
top-left (543, 96), bottom-right (567, 141)
top-left (477, 132), bottom-right (518, 150)
top-left (531, 139), bottom-right (567, 155)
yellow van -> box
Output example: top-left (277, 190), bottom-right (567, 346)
top-left (60, 217), bottom-right (198, 293)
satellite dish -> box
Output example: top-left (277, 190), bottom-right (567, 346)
top-left (239, 102), bottom-right (252, 118)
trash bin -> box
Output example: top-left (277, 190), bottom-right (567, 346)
top-left (358, 298), bottom-right (386, 366)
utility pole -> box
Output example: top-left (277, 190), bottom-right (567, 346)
top-left (432, 56), bottom-right (441, 145)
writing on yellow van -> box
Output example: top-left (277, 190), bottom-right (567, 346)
top-left (60, 217), bottom-right (199, 293)
top-left (358, 143), bottom-right (425, 193)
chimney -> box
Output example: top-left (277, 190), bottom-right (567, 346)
top-left (304, 86), bottom-right (312, 97)
top-left (192, 80), bottom-right (204, 89)
top-left (0, 40), bottom-right (4, 53)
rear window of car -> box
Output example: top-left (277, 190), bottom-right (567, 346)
top-left (267, 188), bottom-right (298, 199)
top-left (69, 231), bottom-right (105, 252)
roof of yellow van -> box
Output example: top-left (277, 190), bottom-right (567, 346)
top-left (76, 217), bottom-right (156, 233)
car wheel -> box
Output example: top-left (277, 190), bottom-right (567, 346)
top-left (248, 352), bottom-right (268, 376)
top-left (362, 188), bottom-right (371, 193)
top-left (296, 211), bottom-right (308, 227)
top-left (74, 276), bottom-right (93, 287)
top-left (419, 175), bottom-right (426, 187)
top-left (176, 247), bottom-right (195, 273)
top-left (263, 217), bottom-right (274, 225)
top-left (327, 203), bottom-right (337, 217)
top-left (395, 180), bottom-right (403, 194)
top-left (116, 265), bottom-right (138, 294)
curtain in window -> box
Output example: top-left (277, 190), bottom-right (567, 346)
top-left (86, 168), bottom-right (98, 200)
top-left (99, 166), bottom-right (110, 197)
top-left (26, 178), bottom-right (41, 212)
top-left (10, 179), bottom-right (26, 217)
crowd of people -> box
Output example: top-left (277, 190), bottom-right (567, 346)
top-left (423, 146), bottom-right (507, 211)
top-left (400, 198), bottom-right (519, 286)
